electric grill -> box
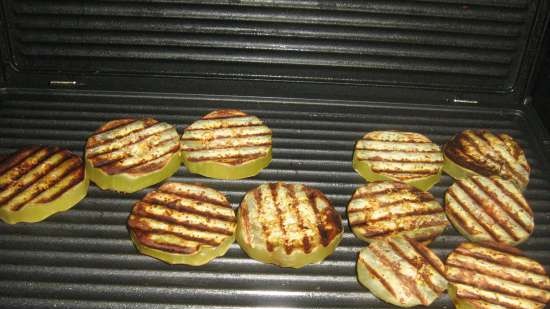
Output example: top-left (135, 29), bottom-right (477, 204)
top-left (1, 1), bottom-right (549, 308)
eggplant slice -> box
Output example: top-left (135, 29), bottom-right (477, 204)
top-left (236, 182), bottom-right (342, 268)
top-left (0, 146), bottom-right (88, 224)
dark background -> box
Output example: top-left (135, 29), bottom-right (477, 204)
top-left (533, 26), bottom-right (550, 134)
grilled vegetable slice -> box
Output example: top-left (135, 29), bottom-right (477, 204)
top-left (446, 242), bottom-right (550, 309)
top-left (180, 109), bottom-right (272, 179)
top-left (445, 175), bottom-right (534, 246)
top-left (85, 118), bottom-right (180, 193)
top-left (357, 236), bottom-right (447, 307)
top-left (128, 182), bottom-right (236, 266)
top-left (0, 146), bottom-right (88, 224)
top-left (443, 129), bottom-right (530, 190)
top-left (352, 131), bottom-right (443, 191)
top-left (348, 181), bottom-right (448, 244)
top-left (236, 182), bottom-right (342, 268)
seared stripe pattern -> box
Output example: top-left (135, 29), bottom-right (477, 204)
top-left (0, 146), bottom-right (85, 212)
top-left (444, 129), bottom-right (530, 189)
top-left (445, 175), bottom-right (534, 246)
top-left (238, 182), bottom-right (342, 255)
top-left (446, 242), bottom-right (550, 309)
top-left (128, 182), bottom-right (236, 254)
top-left (85, 118), bottom-right (180, 175)
top-left (357, 236), bottom-right (447, 307)
top-left (354, 131), bottom-right (443, 181)
top-left (348, 181), bottom-right (448, 244)
top-left (181, 109), bottom-right (272, 165)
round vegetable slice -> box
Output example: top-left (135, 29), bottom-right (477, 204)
top-left (236, 182), bottom-right (342, 268)
top-left (357, 236), bottom-right (447, 307)
top-left (347, 181), bottom-right (448, 244)
top-left (352, 131), bottom-right (443, 191)
top-left (85, 118), bottom-right (180, 193)
top-left (0, 146), bottom-right (88, 224)
top-left (446, 242), bottom-right (550, 309)
top-left (443, 129), bottom-right (530, 190)
top-left (181, 109), bottom-right (272, 179)
top-left (128, 182), bottom-right (236, 266)
top-left (445, 175), bottom-right (534, 246)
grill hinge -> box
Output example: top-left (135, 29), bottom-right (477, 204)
top-left (49, 80), bottom-right (83, 88)
top-left (452, 98), bottom-right (479, 104)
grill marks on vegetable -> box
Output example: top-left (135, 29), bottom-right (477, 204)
top-left (445, 175), bottom-right (534, 245)
top-left (86, 118), bottom-right (180, 175)
top-left (348, 181), bottom-right (448, 243)
top-left (239, 182), bottom-right (341, 255)
top-left (354, 131), bottom-right (443, 181)
top-left (446, 242), bottom-right (550, 309)
top-left (444, 129), bottom-right (530, 189)
top-left (0, 146), bottom-right (85, 211)
top-left (358, 236), bottom-right (447, 306)
top-left (128, 182), bottom-right (236, 254)
top-left (181, 109), bottom-right (272, 165)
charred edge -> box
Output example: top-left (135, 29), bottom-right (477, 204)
top-left (370, 168), bottom-right (436, 175)
top-left (132, 230), bottom-right (198, 254)
top-left (447, 268), bottom-right (548, 304)
top-left (1, 150), bottom-right (73, 209)
top-left (467, 131), bottom-right (503, 167)
top-left (309, 188), bottom-right (341, 246)
top-left (185, 122), bottom-right (263, 131)
top-left (254, 187), bottom-right (274, 252)
top-left (404, 236), bottom-right (446, 277)
top-left (388, 239), bottom-right (444, 295)
top-left (0, 146), bottom-right (43, 177)
top-left (360, 157), bottom-right (443, 164)
top-left (181, 132), bottom-right (271, 141)
top-left (367, 207), bottom-right (445, 224)
top-left (447, 188), bottom-right (501, 242)
top-left (359, 256), bottom-right (398, 298)
top-left (202, 112), bottom-right (250, 120)
top-left (270, 183), bottom-right (292, 255)
top-left (471, 177), bottom-right (532, 234)
top-left (87, 126), bottom-right (176, 159)
top-left (90, 119), bottom-right (139, 136)
top-left (355, 147), bottom-right (441, 154)
top-left (361, 219), bottom-right (449, 238)
top-left (454, 247), bottom-right (546, 276)
top-left (87, 119), bottom-right (154, 148)
top-left (446, 259), bottom-right (548, 291)
top-left (362, 136), bottom-right (432, 144)
top-left (99, 140), bottom-right (180, 174)
top-left (143, 196), bottom-right (235, 222)
top-left (455, 288), bottom-right (533, 309)
top-left (240, 202), bottom-right (252, 245)
top-left (129, 218), bottom-right (222, 247)
top-left (157, 188), bottom-right (230, 209)
top-left (132, 204), bottom-right (234, 236)
top-left (479, 133), bottom-right (528, 185)
top-left (456, 181), bottom-right (520, 241)
top-left (443, 136), bottom-right (495, 177)
top-left (184, 142), bottom-right (273, 153)
top-left (307, 188), bottom-right (329, 247)
top-left (370, 244), bottom-right (426, 305)
top-left (185, 151), bottom-right (268, 163)
top-left (285, 183), bottom-right (311, 254)
top-left (473, 241), bottom-right (527, 257)
top-left (5, 147), bottom-right (61, 184)
top-left (35, 164), bottom-right (85, 204)
top-left (492, 179), bottom-right (532, 216)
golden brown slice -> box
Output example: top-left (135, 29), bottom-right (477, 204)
top-left (357, 236), bottom-right (447, 307)
top-left (446, 242), bottom-right (550, 309)
top-left (353, 131), bottom-right (443, 191)
top-left (0, 146), bottom-right (88, 224)
top-left (85, 118), bottom-right (180, 193)
top-left (443, 129), bottom-right (530, 190)
top-left (347, 181), bottom-right (448, 244)
top-left (236, 182), bottom-right (342, 268)
top-left (445, 175), bottom-right (534, 246)
top-left (180, 109), bottom-right (272, 179)
top-left (128, 182), bottom-right (236, 266)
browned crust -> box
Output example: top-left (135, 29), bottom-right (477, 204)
top-left (201, 109), bottom-right (248, 120)
top-left (284, 183), bottom-right (312, 254)
top-left (269, 183), bottom-right (292, 255)
top-left (360, 219), bottom-right (449, 239)
top-left (306, 186), bottom-right (342, 247)
top-left (254, 186), bottom-right (275, 252)
top-left (132, 230), bottom-right (198, 254)
top-left (492, 177), bottom-right (533, 216)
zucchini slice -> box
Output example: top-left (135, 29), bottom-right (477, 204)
top-left (357, 236), bottom-right (447, 307)
top-left (128, 182), bottom-right (236, 266)
top-left (347, 181), bottom-right (448, 244)
top-left (443, 129), bottom-right (530, 190)
top-left (352, 131), bottom-right (443, 191)
top-left (236, 182), bottom-right (342, 268)
top-left (181, 109), bottom-right (272, 179)
top-left (85, 118), bottom-right (180, 193)
top-left (0, 146), bottom-right (88, 224)
top-left (445, 175), bottom-right (534, 246)
top-left (446, 242), bottom-right (550, 309)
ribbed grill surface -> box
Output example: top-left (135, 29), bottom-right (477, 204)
top-left (2, 0), bottom-right (540, 91)
top-left (0, 92), bottom-right (549, 308)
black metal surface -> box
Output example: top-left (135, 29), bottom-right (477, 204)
top-left (0, 0), bottom-right (547, 99)
top-left (0, 90), bottom-right (549, 309)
